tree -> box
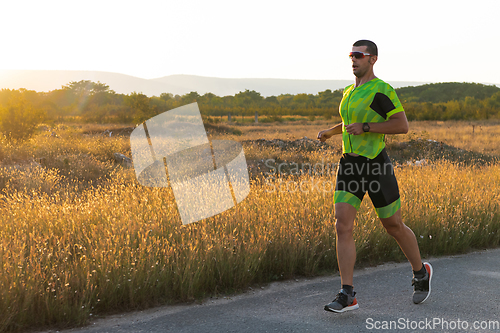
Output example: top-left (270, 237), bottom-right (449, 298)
top-left (293, 93), bottom-right (310, 108)
top-left (61, 80), bottom-right (115, 114)
top-left (160, 93), bottom-right (173, 101)
top-left (0, 96), bottom-right (46, 141)
top-left (125, 92), bottom-right (152, 124)
top-left (235, 89), bottom-right (263, 108)
top-left (181, 91), bottom-right (200, 104)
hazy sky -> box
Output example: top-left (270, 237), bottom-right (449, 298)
top-left (0, 0), bottom-right (497, 84)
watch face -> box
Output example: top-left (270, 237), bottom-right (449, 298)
top-left (363, 123), bottom-right (369, 132)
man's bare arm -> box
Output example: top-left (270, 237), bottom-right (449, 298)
top-left (344, 112), bottom-right (409, 135)
top-left (317, 122), bottom-right (343, 142)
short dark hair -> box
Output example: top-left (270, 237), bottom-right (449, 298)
top-left (353, 40), bottom-right (378, 56)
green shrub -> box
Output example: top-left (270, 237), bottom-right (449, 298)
top-left (0, 96), bottom-right (46, 141)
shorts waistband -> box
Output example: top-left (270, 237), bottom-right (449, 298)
top-left (343, 148), bottom-right (387, 160)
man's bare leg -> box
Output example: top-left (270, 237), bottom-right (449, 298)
top-left (324, 202), bottom-right (360, 312)
top-left (334, 202), bottom-right (358, 286)
top-left (380, 208), bottom-right (433, 304)
top-left (379, 208), bottom-right (422, 271)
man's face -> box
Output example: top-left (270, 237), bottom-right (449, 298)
top-left (351, 46), bottom-right (376, 78)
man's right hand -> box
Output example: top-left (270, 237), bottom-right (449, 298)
top-left (317, 122), bottom-right (344, 142)
top-left (317, 129), bottom-right (332, 142)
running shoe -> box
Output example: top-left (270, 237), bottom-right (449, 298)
top-left (324, 289), bottom-right (359, 313)
top-left (412, 262), bottom-right (433, 304)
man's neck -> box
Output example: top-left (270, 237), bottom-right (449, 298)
top-left (354, 71), bottom-right (376, 87)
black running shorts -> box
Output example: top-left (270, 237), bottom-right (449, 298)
top-left (334, 148), bottom-right (400, 218)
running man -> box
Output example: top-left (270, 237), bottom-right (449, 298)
top-left (317, 40), bottom-right (432, 313)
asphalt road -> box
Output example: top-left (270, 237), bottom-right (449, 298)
top-left (40, 248), bottom-right (500, 333)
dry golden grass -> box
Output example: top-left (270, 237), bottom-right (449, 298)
top-left (0, 120), bottom-right (500, 331)
top-left (404, 120), bottom-right (500, 156)
top-left (229, 119), bottom-right (500, 153)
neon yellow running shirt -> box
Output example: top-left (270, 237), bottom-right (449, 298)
top-left (340, 78), bottom-right (404, 159)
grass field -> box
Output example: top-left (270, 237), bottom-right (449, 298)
top-left (1, 120), bottom-right (500, 332)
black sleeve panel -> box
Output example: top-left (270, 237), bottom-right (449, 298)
top-left (370, 92), bottom-right (396, 119)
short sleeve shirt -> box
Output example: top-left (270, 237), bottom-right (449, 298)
top-left (339, 78), bottom-right (404, 159)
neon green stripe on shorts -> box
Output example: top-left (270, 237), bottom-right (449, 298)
top-left (375, 197), bottom-right (401, 218)
top-left (334, 190), bottom-right (362, 211)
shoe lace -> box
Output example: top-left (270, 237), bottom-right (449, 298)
top-left (333, 291), bottom-right (348, 306)
top-left (412, 275), bottom-right (429, 291)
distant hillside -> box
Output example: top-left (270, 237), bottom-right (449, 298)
top-left (0, 70), bottom-right (180, 97)
top-left (149, 75), bottom-right (424, 97)
top-left (0, 70), bottom-right (427, 97)
top-left (396, 82), bottom-right (500, 103)
top-left (1, 78), bottom-right (500, 124)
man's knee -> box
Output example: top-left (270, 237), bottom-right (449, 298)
top-left (334, 207), bottom-right (355, 235)
top-left (380, 213), bottom-right (404, 236)
top-left (383, 222), bottom-right (402, 236)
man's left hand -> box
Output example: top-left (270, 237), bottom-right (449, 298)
top-left (345, 123), bottom-right (364, 135)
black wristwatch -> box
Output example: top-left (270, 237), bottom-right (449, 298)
top-left (363, 122), bottom-right (370, 132)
